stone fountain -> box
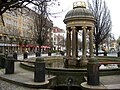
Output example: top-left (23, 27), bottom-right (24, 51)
top-left (63, 1), bottom-right (95, 68)
top-left (20, 1), bottom-right (120, 90)
top-left (46, 1), bottom-right (99, 89)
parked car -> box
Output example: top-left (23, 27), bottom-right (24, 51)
top-left (94, 50), bottom-right (104, 54)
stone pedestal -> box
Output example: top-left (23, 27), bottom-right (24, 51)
top-left (34, 61), bottom-right (45, 82)
top-left (5, 55), bottom-right (14, 74)
top-left (0, 53), bottom-right (6, 68)
top-left (23, 52), bottom-right (28, 59)
top-left (87, 57), bottom-right (99, 85)
top-left (117, 51), bottom-right (120, 57)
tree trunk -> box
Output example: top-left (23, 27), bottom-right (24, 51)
top-left (95, 43), bottom-right (99, 56)
top-left (39, 45), bottom-right (41, 56)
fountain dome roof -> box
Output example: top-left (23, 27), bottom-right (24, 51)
top-left (64, 1), bottom-right (94, 23)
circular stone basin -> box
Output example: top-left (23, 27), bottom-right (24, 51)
top-left (20, 56), bottom-right (120, 87)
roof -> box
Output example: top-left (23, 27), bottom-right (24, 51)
top-left (52, 27), bottom-right (65, 33)
top-left (64, 8), bottom-right (94, 20)
top-left (64, 1), bottom-right (94, 23)
top-left (64, 7), bottom-right (94, 21)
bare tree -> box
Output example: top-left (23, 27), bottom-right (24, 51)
top-left (0, 0), bottom-right (59, 25)
top-left (0, 0), bottom-right (62, 56)
top-left (87, 0), bottom-right (112, 56)
top-left (33, 0), bottom-right (60, 56)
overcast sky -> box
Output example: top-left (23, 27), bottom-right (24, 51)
top-left (50, 0), bottom-right (120, 40)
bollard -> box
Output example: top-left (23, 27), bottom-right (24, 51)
top-left (87, 58), bottom-right (99, 85)
top-left (13, 52), bottom-right (17, 60)
top-left (5, 55), bottom-right (14, 74)
top-left (34, 58), bottom-right (45, 82)
top-left (36, 51), bottom-right (40, 57)
top-left (23, 52), bottom-right (28, 59)
top-left (118, 51), bottom-right (120, 57)
top-left (0, 53), bottom-right (6, 68)
top-left (48, 52), bottom-right (51, 56)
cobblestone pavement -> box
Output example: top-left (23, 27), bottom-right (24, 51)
top-left (0, 62), bottom-right (52, 90)
top-left (0, 53), bottom-right (53, 90)
top-left (0, 80), bottom-right (44, 90)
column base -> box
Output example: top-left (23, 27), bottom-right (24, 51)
top-left (80, 57), bottom-right (88, 67)
top-left (64, 57), bottom-right (79, 68)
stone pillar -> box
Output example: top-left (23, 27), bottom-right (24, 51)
top-left (76, 30), bottom-right (78, 57)
top-left (71, 26), bottom-right (77, 58)
top-left (80, 26), bottom-right (87, 67)
top-left (82, 26), bottom-right (87, 58)
top-left (34, 58), bottom-right (45, 82)
top-left (87, 57), bottom-right (99, 85)
top-left (65, 27), bottom-right (71, 67)
top-left (5, 55), bottom-right (14, 74)
top-left (66, 27), bottom-right (71, 58)
top-left (89, 27), bottom-right (94, 57)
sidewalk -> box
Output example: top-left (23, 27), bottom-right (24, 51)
top-left (100, 75), bottom-right (120, 89)
top-left (0, 61), bottom-right (55, 89)
top-left (81, 75), bottom-right (120, 89)
top-left (0, 54), bottom-right (57, 89)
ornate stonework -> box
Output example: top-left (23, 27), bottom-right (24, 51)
top-left (73, 1), bottom-right (86, 9)
top-left (63, 1), bottom-right (95, 67)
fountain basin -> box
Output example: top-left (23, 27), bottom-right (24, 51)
top-left (20, 56), bottom-right (120, 88)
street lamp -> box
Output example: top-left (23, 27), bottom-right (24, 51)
top-left (117, 43), bottom-right (120, 57)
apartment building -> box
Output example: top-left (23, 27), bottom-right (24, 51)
top-left (52, 27), bottom-right (65, 51)
top-left (0, 7), bottom-right (53, 54)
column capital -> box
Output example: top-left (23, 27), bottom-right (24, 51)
top-left (82, 26), bottom-right (87, 29)
top-left (89, 27), bottom-right (94, 33)
top-left (66, 26), bottom-right (69, 30)
top-left (66, 30), bottom-right (71, 34)
top-left (71, 26), bottom-right (76, 30)
top-left (91, 26), bottom-right (94, 29)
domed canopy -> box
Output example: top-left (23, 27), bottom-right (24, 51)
top-left (64, 1), bottom-right (94, 23)
top-left (65, 8), bottom-right (94, 19)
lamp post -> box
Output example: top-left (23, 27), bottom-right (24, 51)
top-left (118, 43), bottom-right (120, 57)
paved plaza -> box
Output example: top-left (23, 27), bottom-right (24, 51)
top-left (0, 53), bottom-right (119, 90)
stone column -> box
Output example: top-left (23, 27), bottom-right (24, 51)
top-left (65, 27), bottom-right (71, 67)
top-left (80, 26), bottom-right (87, 67)
top-left (82, 26), bottom-right (87, 58)
top-left (89, 27), bottom-right (94, 57)
top-left (66, 27), bottom-right (71, 58)
top-left (76, 30), bottom-right (78, 57)
top-left (71, 26), bottom-right (77, 58)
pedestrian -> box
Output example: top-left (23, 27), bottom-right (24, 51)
top-left (5, 49), bottom-right (8, 57)
top-left (13, 51), bottom-right (17, 60)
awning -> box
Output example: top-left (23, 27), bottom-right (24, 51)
top-left (36, 45), bottom-right (50, 48)
top-left (20, 45), bottom-right (50, 48)
top-left (41, 46), bottom-right (50, 48)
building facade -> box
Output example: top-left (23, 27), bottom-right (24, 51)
top-left (51, 27), bottom-right (65, 51)
top-left (0, 7), bottom-right (53, 54)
